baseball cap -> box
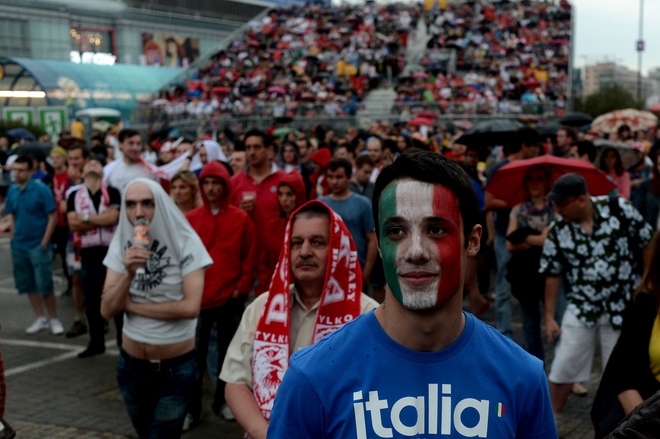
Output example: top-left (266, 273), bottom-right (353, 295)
top-left (546, 173), bottom-right (587, 203)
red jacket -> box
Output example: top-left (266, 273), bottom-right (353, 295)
top-left (256, 172), bottom-right (307, 295)
top-left (186, 161), bottom-right (257, 310)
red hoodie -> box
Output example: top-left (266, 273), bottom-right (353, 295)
top-left (309, 148), bottom-right (332, 198)
top-left (256, 171), bottom-right (307, 295)
top-left (186, 161), bottom-right (257, 310)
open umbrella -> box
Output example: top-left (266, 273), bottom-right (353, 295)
top-left (536, 120), bottom-right (562, 137)
top-left (268, 86), bottom-right (287, 95)
top-left (454, 120), bottom-right (523, 147)
top-left (407, 117), bottom-right (434, 127)
top-left (12, 142), bottom-right (52, 160)
top-left (416, 111), bottom-right (439, 120)
top-left (559, 112), bottom-right (593, 127)
top-left (591, 108), bottom-right (658, 133)
top-left (485, 155), bottom-right (616, 207)
top-left (452, 120), bottom-right (473, 130)
top-left (648, 103), bottom-right (660, 114)
top-left (593, 139), bottom-right (640, 169)
top-left (6, 128), bottom-right (36, 141)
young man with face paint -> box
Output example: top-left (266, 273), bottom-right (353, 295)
top-left (268, 152), bottom-right (556, 439)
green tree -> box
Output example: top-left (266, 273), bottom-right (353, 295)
top-left (574, 84), bottom-right (644, 117)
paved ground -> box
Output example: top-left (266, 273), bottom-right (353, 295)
top-left (0, 233), bottom-right (602, 438)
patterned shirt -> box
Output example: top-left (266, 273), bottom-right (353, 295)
top-left (539, 196), bottom-right (653, 329)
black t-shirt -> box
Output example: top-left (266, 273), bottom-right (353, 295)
top-left (67, 185), bottom-right (121, 213)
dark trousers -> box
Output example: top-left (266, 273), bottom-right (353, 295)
top-left (117, 351), bottom-right (196, 439)
top-left (81, 246), bottom-right (123, 349)
top-left (189, 297), bottom-right (244, 418)
top-left (52, 225), bottom-right (71, 289)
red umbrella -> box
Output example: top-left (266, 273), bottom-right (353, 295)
top-left (648, 103), bottom-right (660, 114)
top-left (485, 155), bottom-right (616, 207)
top-left (212, 86), bottom-right (231, 95)
top-left (416, 111), bottom-right (439, 119)
top-left (408, 117), bottom-right (434, 127)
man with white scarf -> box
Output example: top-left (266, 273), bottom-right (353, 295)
top-left (101, 178), bottom-right (212, 438)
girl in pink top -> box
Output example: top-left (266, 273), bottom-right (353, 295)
top-left (600, 147), bottom-right (631, 200)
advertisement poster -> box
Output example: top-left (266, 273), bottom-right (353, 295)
top-left (142, 34), bottom-right (200, 68)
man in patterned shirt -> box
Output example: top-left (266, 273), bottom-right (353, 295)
top-left (539, 173), bottom-right (653, 434)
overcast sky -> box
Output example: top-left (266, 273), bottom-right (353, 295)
top-left (571, 0), bottom-right (659, 74)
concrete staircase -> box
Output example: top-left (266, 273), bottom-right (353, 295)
top-left (359, 88), bottom-right (398, 123)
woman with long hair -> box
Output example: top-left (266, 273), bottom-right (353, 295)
top-left (599, 147), bottom-right (631, 200)
top-left (170, 170), bottom-right (201, 214)
top-left (637, 150), bottom-right (660, 229)
top-left (506, 165), bottom-right (556, 361)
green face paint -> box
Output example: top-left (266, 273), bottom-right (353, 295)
top-left (379, 183), bottom-right (403, 303)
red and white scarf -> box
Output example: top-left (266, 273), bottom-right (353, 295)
top-left (252, 200), bottom-right (362, 420)
top-left (74, 184), bottom-right (116, 248)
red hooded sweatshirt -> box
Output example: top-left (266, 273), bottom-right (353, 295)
top-left (309, 148), bottom-right (332, 198)
top-left (186, 161), bottom-right (257, 310)
top-left (255, 171), bottom-right (307, 295)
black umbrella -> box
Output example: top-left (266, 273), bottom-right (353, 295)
top-left (274, 116), bottom-right (293, 124)
top-left (536, 120), bottom-right (562, 137)
top-left (6, 128), bottom-right (36, 141)
top-left (454, 120), bottom-right (523, 147)
top-left (12, 142), bottom-right (52, 160)
top-left (559, 112), bottom-right (593, 127)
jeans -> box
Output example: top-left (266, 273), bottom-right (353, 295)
top-left (494, 235), bottom-right (513, 337)
top-left (117, 351), bottom-right (196, 439)
top-left (190, 297), bottom-right (244, 418)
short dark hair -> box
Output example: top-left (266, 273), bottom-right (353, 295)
top-left (372, 152), bottom-right (479, 247)
top-left (559, 126), bottom-right (578, 142)
top-left (326, 158), bottom-right (352, 177)
top-left (355, 154), bottom-right (375, 169)
top-left (573, 140), bottom-right (597, 163)
top-left (118, 129), bottom-right (141, 143)
top-left (510, 127), bottom-right (542, 153)
top-left (14, 155), bottom-right (33, 170)
top-left (244, 128), bottom-right (272, 149)
top-left (67, 143), bottom-right (90, 158)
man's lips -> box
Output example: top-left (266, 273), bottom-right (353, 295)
top-left (399, 270), bottom-right (439, 286)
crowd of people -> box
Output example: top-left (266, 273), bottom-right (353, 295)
top-left (3, 106), bottom-right (660, 438)
top-left (393, 0), bottom-right (571, 116)
top-left (152, 3), bottom-right (421, 121)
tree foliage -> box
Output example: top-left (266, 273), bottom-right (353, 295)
top-left (574, 84), bottom-right (644, 117)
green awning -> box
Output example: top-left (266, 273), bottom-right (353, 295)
top-left (0, 56), bottom-right (182, 120)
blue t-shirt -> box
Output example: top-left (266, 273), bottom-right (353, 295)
top-left (320, 193), bottom-right (374, 267)
top-left (268, 312), bottom-right (556, 439)
top-left (486, 159), bottom-right (511, 237)
top-left (5, 179), bottom-right (57, 250)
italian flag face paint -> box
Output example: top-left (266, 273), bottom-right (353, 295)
top-left (379, 181), bottom-right (463, 310)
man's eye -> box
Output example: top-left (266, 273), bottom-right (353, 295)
top-left (429, 226), bottom-right (445, 235)
top-left (312, 241), bottom-right (326, 248)
top-left (126, 202), bottom-right (135, 208)
top-left (291, 241), bottom-right (302, 249)
top-left (386, 227), bottom-right (405, 237)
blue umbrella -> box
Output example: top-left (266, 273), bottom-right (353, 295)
top-left (6, 128), bottom-right (36, 141)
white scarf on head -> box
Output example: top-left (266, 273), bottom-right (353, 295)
top-left (189, 140), bottom-right (228, 172)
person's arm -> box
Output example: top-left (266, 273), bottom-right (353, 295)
top-left (125, 267), bottom-right (204, 320)
top-left (0, 214), bottom-right (13, 234)
top-left (41, 211), bottom-right (57, 249)
top-left (618, 389), bottom-right (645, 415)
top-left (619, 172), bottom-right (631, 200)
top-left (101, 244), bottom-right (151, 320)
top-left (484, 190), bottom-right (508, 211)
top-left (363, 231), bottom-right (377, 285)
top-left (225, 383), bottom-right (269, 439)
top-left (544, 275), bottom-right (562, 344)
top-left (485, 211), bottom-right (495, 248)
top-left (67, 211), bottom-right (95, 232)
top-left (525, 227), bottom-right (549, 247)
top-left (505, 215), bottom-right (531, 252)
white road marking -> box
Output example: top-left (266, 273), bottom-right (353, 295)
top-left (1, 338), bottom-right (118, 377)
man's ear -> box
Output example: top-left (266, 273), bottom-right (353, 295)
top-left (467, 224), bottom-right (482, 258)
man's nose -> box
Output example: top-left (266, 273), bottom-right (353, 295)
top-left (404, 231), bottom-right (432, 264)
top-left (299, 240), bottom-right (314, 256)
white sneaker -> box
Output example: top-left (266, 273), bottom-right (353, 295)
top-left (220, 404), bottom-right (235, 421)
top-left (50, 319), bottom-right (64, 335)
top-left (26, 317), bottom-right (49, 334)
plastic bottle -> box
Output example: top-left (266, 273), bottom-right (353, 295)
top-left (132, 219), bottom-right (150, 274)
